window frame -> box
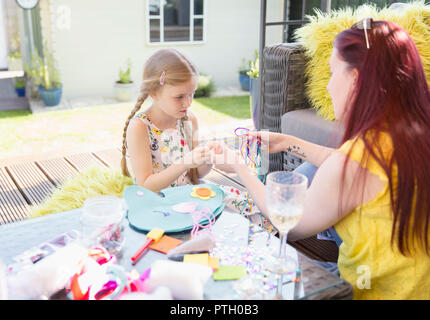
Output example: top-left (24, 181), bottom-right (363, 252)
top-left (146, 0), bottom-right (207, 46)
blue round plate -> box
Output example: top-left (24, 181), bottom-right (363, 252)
top-left (124, 184), bottom-right (225, 233)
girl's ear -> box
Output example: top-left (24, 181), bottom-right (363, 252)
top-left (149, 90), bottom-right (157, 100)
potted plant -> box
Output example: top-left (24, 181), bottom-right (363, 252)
top-left (194, 73), bottom-right (215, 98)
top-left (14, 77), bottom-right (26, 97)
top-left (114, 58), bottom-right (135, 102)
top-left (238, 58), bottom-right (251, 91)
top-left (25, 50), bottom-right (62, 107)
top-left (247, 50), bottom-right (259, 129)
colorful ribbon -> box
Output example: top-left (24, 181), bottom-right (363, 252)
top-left (234, 127), bottom-right (261, 169)
top-left (190, 208), bottom-right (216, 240)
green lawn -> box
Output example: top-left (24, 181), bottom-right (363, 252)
top-left (192, 96), bottom-right (251, 123)
top-left (0, 95), bottom-right (250, 159)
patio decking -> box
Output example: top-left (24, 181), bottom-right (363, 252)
top-left (0, 148), bottom-right (244, 225)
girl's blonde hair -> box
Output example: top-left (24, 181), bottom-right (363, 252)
top-left (121, 48), bottom-right (199, 181)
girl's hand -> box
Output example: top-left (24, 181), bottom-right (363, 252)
top-left (204, 140), bottom-right (224, 155)
top-left (248, 131), bottom-right (287, 154)
top-left (181, 146), bottom-right (211, 169)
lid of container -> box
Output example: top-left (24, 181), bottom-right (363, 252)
top-left (80, 195), bottom-right (124, 226)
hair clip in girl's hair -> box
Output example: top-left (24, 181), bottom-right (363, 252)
top-left (160, 71), bottom-right (166, 86)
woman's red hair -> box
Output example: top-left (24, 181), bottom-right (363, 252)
top-left (334, 20), bottom-right (430, 256)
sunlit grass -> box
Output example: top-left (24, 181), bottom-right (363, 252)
top-left (0, 95), bottom-right (250, 158)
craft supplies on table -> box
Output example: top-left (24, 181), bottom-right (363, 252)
top-left (6, 230), bottom-right (81, 274)
top-left (124, 184), bottom-right (225, 233)
top-left (131, 228), bottom-right (165, 264)
top-left (206, 211), bottom-right (303, 300)
top-left (0, 200), bottom-right (351, 300)
top-left (80, 195), bottom-right (126, 255)
top-left (149, 235), bottom-right (182, 254)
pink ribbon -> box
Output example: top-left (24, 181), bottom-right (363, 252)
top-left (190, 208), bottom-right (216, 240)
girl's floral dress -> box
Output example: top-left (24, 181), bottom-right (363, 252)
top-left (135, 112), bottom-right (192, 187)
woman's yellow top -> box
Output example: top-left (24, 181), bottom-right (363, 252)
top-left (334, 132), bottom-right (430, 300)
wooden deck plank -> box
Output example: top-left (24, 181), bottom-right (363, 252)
top-left (92, 148), bottom-right (122, 170)
top-left (36, 158), bottom-right (79, 187)
top-left (6, 162), bottom-right (56, 207)
top-left (64, 152), bottom-right (108, 172)
top-left (0, 168), bottom-right (31, 224)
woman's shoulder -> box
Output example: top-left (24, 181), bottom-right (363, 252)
top-left (338, 131), bottom-right (393, 159)
top-left (337, 130), bottom-right (393, 181)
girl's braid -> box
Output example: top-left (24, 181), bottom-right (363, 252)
top-left (121, 92), bottom-right (148, 177)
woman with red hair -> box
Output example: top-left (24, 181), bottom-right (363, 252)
top-left (215, 19), bottom-right (430, 299)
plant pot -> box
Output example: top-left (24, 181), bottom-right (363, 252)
top-left (249, 76), bottom-right (260, 130)
top-left (114, 81), bottom-right (135, 102)
top-left (239, 71), bottom-right (250, 91)
top-left (38, 85), bottom-right (63, 107)
top-left (15, 87), bottom-right (26, 97)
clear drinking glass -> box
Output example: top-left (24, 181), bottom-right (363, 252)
top-left (265, 171), bottom-right (307, 299)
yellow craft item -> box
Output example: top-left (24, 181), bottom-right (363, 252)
top-left (146, 228), bottom-right (165, 242)
top-left (208, 256), bottom-right (220, 270)
top-left (183, 253), bottom-right (209, 266)
top-left (191, 187), bottom-right (216, 200)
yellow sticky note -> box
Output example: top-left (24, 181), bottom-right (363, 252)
top-left (213, 265), bottom-right (247, 281)
top-left (183, 253), bottom-right (209, 266)
top-left (208, 257), bottom-right (220, 270)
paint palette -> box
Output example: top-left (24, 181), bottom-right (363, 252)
top-left (124, 184), bottom-right (225, 233)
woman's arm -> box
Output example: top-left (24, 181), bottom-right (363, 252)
top-left (127, 118), bottom-right (190, 192)
top-left (232, 149), bottom-right (385, 241)
top-left (252, 131), bottom-right (334, 167)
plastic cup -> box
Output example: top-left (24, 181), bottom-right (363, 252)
top-left (80, 196), bottom-right (125, 256)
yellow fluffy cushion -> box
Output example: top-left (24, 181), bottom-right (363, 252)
top-left (294, 2), bottom-right (430, 121)
top-left (30, 166), bottom-right (133, 218)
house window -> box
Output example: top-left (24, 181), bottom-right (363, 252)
top-left (147, 0), bottom-right (205, 44)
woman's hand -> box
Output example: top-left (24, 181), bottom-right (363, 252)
top-left (207, 142), bottom-right (246, 173)
top-left (248, 131), bottom-right (287, 154)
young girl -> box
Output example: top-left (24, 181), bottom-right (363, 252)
top-left (121, 48), bottom-right (213, 191)
top-left (121, 48), bottom-right (272, 231)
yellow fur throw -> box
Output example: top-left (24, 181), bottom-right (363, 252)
top-left (30, 166), bottom-right (133, 218)
top-left (294, 2), bottom-right (430, 121)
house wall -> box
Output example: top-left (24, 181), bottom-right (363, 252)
top-left (41, 0), bottom-right (284, 99)
top-left (0, 1), bottom-right (8, 69)
top-left (2, 0), bottom-right (23, 68)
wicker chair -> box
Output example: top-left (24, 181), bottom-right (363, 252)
top-left (259, 42), bottom-right (310, 173)
top-left (259, 42), bottom-right (342, 263)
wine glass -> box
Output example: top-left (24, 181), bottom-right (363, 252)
top-left (265, 171), bottom-right (307, 299)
